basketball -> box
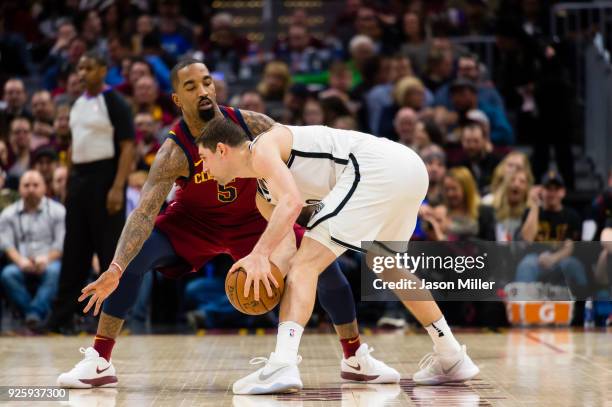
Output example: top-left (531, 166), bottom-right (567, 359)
top-left (225, 262), bottom-right (285, 315)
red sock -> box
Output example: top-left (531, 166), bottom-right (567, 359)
top-left (340, 335), bottom-right (361, 359)
top-left (93, 335), bottom-right (116, 362)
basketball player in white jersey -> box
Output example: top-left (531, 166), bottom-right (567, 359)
top-left (195, 118), bottom-right (479, 395)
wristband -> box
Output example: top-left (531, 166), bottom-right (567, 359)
top-left (110, 261), bottom-right (124, 275)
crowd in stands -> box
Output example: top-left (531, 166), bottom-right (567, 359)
top-left (0, 0), bottom-right (611, 332)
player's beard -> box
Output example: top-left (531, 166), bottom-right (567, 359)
top-left (198, 98), bottom-right (216, 122)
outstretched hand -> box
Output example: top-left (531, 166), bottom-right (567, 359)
top-left (78, 268), bottom-right (121, 316)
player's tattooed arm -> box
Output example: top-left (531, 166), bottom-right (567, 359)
top-left (240, 110), bottom-right (276, 136)
top-left (112, 140), bottom-right (189, 271)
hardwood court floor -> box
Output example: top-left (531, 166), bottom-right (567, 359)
top-left (0, 329), bottom-right (610, 406)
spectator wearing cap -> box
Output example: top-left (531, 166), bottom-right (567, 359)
top-left (517, 169), bottom-right (587, 295)
top-left (0, 79), bottom-right (32, 139)
top-left (433, 53), bottom-right (505, 114)
top-left (46, 51), bottom-right (135, 333)
top-left (456, 121), bottom-right (501, 195)
top-left (442, 78), bottom-right (514, 145)
top-left (32, 146), bottom-right (59, 197)
top-left (0, 170), bottom-right (65, 329)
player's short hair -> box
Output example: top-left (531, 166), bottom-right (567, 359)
top-left (170, 58), bottom-right (205, 91)
top-left (83, 50), bottom-right (107, 67)
top-left (196, 118), bottom-right (248, 151)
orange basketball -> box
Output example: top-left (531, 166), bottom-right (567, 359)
top-left (225, 262), bottom-right (285, 315)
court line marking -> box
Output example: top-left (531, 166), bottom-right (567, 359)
top-left (523, 332), bottom-right (566, 354)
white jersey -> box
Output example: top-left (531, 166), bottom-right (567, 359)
top-left (256, 125), bottom-right (371, 205)
top-left (257, 124), bottom-right (429, 255)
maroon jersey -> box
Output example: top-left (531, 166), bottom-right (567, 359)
top-left (154, 106), bottom-right (268, 276)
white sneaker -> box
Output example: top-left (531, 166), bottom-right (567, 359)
top-left (341, 343), bottom-right (400, 383)
top-left (412, 345), bottom-right (479, 385)
top-left (57, 347), bottom-right (118, 389)
top-left (232, 352), bottom-right (303, 395)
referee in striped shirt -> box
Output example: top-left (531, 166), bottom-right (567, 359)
top-left (47, 51), bottom-right (135, 333)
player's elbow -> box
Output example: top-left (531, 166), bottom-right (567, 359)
top-left (283, 194), bottom-right (303, 218)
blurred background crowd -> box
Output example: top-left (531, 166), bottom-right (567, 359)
top-left (0, 0), bottom-right (611, 334)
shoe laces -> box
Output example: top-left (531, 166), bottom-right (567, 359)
top-left (74, 347), bottom-right (99, 367)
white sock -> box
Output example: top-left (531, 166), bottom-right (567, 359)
top-left (274, 321), bottom-right (304, 363)
top-left (424, 317), bottom-right (461, 355)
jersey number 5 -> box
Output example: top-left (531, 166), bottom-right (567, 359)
top-left (217, 184), bottom-right (237, 202)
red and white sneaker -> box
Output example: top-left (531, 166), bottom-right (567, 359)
top-left (412, 345), bottom-right (479, 385)
top-left (341, 343), bottom-right (400, 383)
top-left (57, 347), bottom-right (118, 388)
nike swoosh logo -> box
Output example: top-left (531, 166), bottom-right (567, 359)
top-left (96, 365), bottom-right (110, 374)
top-left (441, 359), bottom-right (462, 375)
top-left (194, 159), bottom-right (203, 166)
top-left (345, 361), bottom-right (361, 371)
top-left (258, 365), bottom-right (288, 381)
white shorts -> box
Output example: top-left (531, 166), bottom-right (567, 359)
top-left (304, 138), bottom-right (429, 256)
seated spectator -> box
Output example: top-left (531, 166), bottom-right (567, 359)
top-left (51, 166), bottom-right (67, 204)
top-left (413, 117), bottom-right (444, 153)
top-left (585, 167), bottom-right (612, 241)
top-left (353, 5), bottom-right (397, 54)
top-left (302, 97), bottom-right (324, 126)
top-left (31, 146), bottom-right (59, 197)
top-left (320, 61), bottom-right (355, 103)
top-left (331, 115), bottom-right (358, 130)
top-left (199, 12), bottom-right (249, 82)
top-left (434, 53), bottom-right (505, 113)
top-left (0, 168), bottom-right (19, 210)
top-left (6, 117), bottom-right (33, 188)
top-left (442, 166), bottom-right (495, 241)
top-left (53, 71), bottom-right (83, 106)
top-left (364, 54), bottom-right (413, 133)
top-left (517, 170), bottom-right (587, 295)
top-left (132, 76), bottom-right (176, 126)
top-left (283, 83), bottom-right (310, 125)
top-left (257, 61), bottom-right (291, 121)
top-left (275, 24), bottom-right (330, 75)
top-left (140, 32), bottom-right (173, 93)
top-left (43, 36), bottom-right (87, 91)
top-left (105, 34), bottom-right (132, 86)
top-left (238, 91), bottom-right (266, 115)
top-left (393, 107), bottom-right (417, 147)
top-left (492, 168), bottom-right (533, 241)
top-left (134, 112), bottom-right (161, 170)
top-left (379, 76), bottom-right (429, 140)
top-left (0, 79), bottom-right (32, 139)
top-left (115, 57), bottom-right (155, 98)
top-left (158, 0), bottom-right (193, 60)
top-left (320, 95), bottom-right (352, 126)
top-left (422, 47), bottom-right (454, 93)
top-left (0, 170), bottom-right (65, 329)
top-left (455, 122), bottom-right (501, 194)
top-left (30, 91), bottom-right (56, 123)
top-left (442, 79), bottom-right (514, 145)
top-left (31, 119), bottom-right (55, 151)
top-left (399, 11), bottom-right (429, 76)
top-left (53, 105), bottom-right (71, 166)
top-left (0, 139), bottom-right (7, 170)
top-left (483, 151), bottom-right (532, 205)
top-left (421, 144), bottom-right (447, 204)
top-left (213, 75), bottom-right (229, 105)
top-left (347, 35), bottom-right (376, 86)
